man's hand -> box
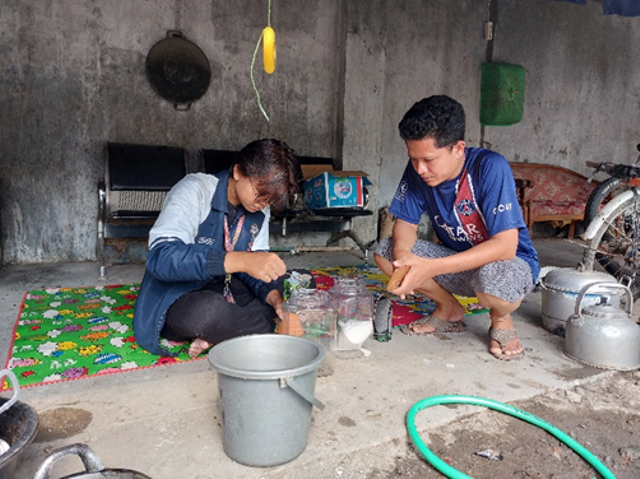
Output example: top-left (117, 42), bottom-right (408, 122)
top-left (225, 252), bottom-right (287, 283)
top-left (389, 254), bottom-right (437, 299)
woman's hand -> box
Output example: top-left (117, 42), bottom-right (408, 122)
top-left (266, 290), bottom-right (284, 319)
top-left (225, 251), bottom-right (287, 282)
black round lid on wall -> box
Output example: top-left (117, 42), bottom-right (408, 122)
top-left (145, 30), bottom-right (212, 110)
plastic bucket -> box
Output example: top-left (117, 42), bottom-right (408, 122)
top-left (208, 334), bottom-right (325, 467)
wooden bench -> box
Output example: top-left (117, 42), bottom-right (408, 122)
top-left (97, 142), bottom-right (188, 277)
top-left (510, 163), bottom-right (600, 239)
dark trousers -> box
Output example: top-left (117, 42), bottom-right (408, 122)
top-left (162, 278), bottom-right (277, 345)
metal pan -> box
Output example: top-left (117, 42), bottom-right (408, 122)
top-left (145, 30), bottom-right (211, 110)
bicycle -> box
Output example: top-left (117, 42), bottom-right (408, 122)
top-left (583, 144), bottom-right (640, 227)
top-left (579, 144), bottom-right (640, 299)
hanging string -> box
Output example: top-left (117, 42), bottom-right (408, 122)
top-left (250, 38), bottom-right (269, 122)
top-left (250, 0), bottom-right (273, 122)
top-left (267, 0), bottom-right (272, 26)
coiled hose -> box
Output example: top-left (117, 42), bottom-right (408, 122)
top-left (406, 395), bottom-right (615, 479)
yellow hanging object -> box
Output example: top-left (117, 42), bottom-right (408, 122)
top-left (263, 26), bottom-right (276, 74)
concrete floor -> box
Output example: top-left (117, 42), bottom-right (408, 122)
top-left (0, 238), bottom-right (621, 478)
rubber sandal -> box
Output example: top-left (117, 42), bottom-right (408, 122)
top-left (401, 315), bottom-right (467, 336)
top-left (489, 327), bottom-right (524, 361)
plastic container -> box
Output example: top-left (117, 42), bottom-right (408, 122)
top-left (281, 288), bottom-right (337, 352)
top-left (480, 62), bottom-right (525, 126)
top-left (372, 291), bottom-right (393, 342)
top-left (208, 335), bottom-right (325, 467)
top-left (329, 277), bottom-right (373, 355)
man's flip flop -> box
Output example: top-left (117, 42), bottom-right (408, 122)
top-left (401, 315), bottom-right (467, 336)
top-left (489, 327), bottom-right (524, 361)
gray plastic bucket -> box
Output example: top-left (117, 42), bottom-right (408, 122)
top-left (208, 334), bottom-right (326, 467)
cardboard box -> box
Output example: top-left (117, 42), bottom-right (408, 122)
top-left (303, 166), bottom-right (371, 209)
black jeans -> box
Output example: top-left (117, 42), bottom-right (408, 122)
top-left (162, 277), bottom-right (277, 345)
top-left (161, 270), bottom-right (314, 345)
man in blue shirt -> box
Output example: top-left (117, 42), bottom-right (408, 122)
top-left (374, 95), bottom-right (539, 361)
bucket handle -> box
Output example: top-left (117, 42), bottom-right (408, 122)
top-left (33, 443), bottom-right (105, 479)
top-left (279, 377), bottom-right (325, 410)
top-left (0, 369), bottom-right (20, 415)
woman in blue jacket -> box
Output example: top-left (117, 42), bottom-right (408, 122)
top-left (133, 139), bottom-right (300, 358)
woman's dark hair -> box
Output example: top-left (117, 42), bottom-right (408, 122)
top-left (233, 139), bottom-right (301, 212)
top-left (398, 95), bottom-right (465, 148)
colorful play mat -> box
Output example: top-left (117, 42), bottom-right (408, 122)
top-left (2, 264), bottom-right (487, 390)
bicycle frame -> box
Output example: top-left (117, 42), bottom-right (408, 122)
top-left (582, 187), bottom-right (640, 242)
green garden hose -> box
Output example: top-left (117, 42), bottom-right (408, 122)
top-left (406, 395), bottom-right (615, 479)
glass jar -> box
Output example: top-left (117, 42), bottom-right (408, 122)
top-left (329, 277), bottom-right (373, 354)
top-left (281, 288), bottom-right (337, 352)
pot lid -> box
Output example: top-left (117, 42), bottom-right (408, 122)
top-left (541, 267), bottom-right (619, 293)
top-left (145, 30), bottom-right (211, 109)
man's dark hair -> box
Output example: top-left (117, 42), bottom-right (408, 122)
top-left (234, 138), bottom-right (301, 212)
top-left (398, 95), bottom-right (465, 148)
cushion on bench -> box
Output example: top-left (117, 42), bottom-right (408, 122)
top-left (509, 163), bottom-right (599, 238)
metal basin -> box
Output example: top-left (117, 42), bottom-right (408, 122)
top-left (33, 443), bottom-right (152, 479)
top-left (0, 397), bottom-right (39, 479)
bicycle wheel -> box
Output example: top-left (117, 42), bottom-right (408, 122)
top-left (583, 177), bottom-right (628, 227)
top-left (581, 189), bottom-right (640, 299)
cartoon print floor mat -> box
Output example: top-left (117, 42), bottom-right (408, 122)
top-left (2, 265), bottom-right (487, 390)
top-left (2, 283), bottom-right (195, 390)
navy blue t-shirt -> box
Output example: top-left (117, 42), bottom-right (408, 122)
top-left (389, 147), bottom-right (540, 282)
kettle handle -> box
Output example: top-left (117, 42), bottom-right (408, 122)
top-left (574, 281), bottom-right (633, 317)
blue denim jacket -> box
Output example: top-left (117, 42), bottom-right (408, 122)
top-left (133, 171), bottom-right (275, 356)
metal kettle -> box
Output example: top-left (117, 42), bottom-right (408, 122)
top-left (565, 282), bottom-right (640, 371)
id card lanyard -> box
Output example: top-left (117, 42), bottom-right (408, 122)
top-left (223, 212), bottom-right (246, 303)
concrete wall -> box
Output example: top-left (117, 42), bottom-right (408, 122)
top-left (0, 0), bottom-right (638, 264)
top-left (485, 0), bottom-right (640, 169)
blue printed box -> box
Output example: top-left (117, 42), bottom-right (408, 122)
top-left (303, 170), bottom-right (370, 209)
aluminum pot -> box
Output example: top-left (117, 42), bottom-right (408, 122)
top-left (538, 267), bottom-right (621, 336)
top-left (33, 443), bottom-right (151, 479)
top-left (565, 282), bottom-right (640, 370)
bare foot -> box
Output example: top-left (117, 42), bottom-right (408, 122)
top-left (188, 338), bottom-right (213, 359)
